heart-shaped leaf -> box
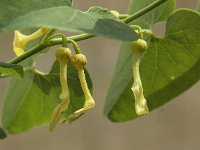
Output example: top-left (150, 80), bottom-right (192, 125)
top-left (104, 0), bottom-right (176, 121)
top-left (104, 9), bottom-right (200, 122)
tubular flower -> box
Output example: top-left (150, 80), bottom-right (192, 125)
top-left (131, 39), bottom-right (149, 115)
top-left (13, 28), bottom-right (49, 56)
top-left (67, 54), bottom-right (95, 120)
top-left (49, 47), bottom-right (71, 131)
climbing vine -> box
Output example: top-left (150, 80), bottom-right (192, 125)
top-left (0, 0), bottom-right (200, 140)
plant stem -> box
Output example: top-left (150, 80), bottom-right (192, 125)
top-left (9, 34), bottom-right (94, 64)
top-left (124, 0), bottom-right (168, 23)
top-left (49, 33), bottom-right (94, 46)
top-left (47, 33), bottom-right (68, 47)
top-left (67, 39), bottom-right (81, 54)
top-left (8, 0), bottom-right (168, 64)
top-left (9, 43), bottom-right (47, 64)
top-left (41, 29), bottom-right (56, 44)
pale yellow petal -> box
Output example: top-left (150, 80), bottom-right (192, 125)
top-left (13, 28), bottom-right (49, 56)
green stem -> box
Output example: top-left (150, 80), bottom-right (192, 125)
top-left (124, 0), bottom-right (168, 24)
top-left (47, 33), bottom-right (68, 47)
top-left (49, 33), bottom-right (95, 46)
top-left (67, 39), bottom-right (81, 54)
top-left (8, 0), bottom-right (168, 64)
top-left (41, 29), bottom-right (56, 44)
top-left (9, 43), bottom-right (47, 64)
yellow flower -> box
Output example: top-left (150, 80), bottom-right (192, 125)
top-left (13, 28), bottom-right (49, 56)
top-left (49, 47), bottom-right (71, 131)
top-left (131, 39), bottom-right (149, 115)
top-left (66, 54), bottom-right (95, 121)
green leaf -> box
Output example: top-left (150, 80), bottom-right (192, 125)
top-left (104, 9), bottom-right (200, 122)
top-left (104, 0), bottom-right (176, 120)
top-left (0, 62), bottom-right (23, 80)
top-left (1, 6), bottom-right (137, 41)
top-left (0, 127), bottom-right (7, 139)
top-left (2, 62), bottom-right (92, 133)
top-left (128, 0), bottom-right (175, 28)
top-left (0, 0), bottom-right (72, 28)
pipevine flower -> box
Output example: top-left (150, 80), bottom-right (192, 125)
top-left (131, 39), bottom-right (149, 115)
top-left (49, 47), bottom-right (71, 131)
top-left (13, 28), bottom-right (49, 56)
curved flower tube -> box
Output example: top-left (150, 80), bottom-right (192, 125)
top-left (13, 28), bottom-right (49, 56)
top-left (67, 54), bottom-right (95, 120)
top-left (49, 47), bottom-right (71, 131)
top-left (131, 39), bottom-right (149, 115)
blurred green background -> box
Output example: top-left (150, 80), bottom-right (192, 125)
top-left (0, 0), bottom-right (200, 150)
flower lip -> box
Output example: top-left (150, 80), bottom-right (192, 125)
top-left (13, 31), bottom-right (28, 56)
top-left (13, 28), bottom-right (49, 56)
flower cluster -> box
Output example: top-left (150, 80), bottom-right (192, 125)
top-left (49, 48), bottom-right (95, 131)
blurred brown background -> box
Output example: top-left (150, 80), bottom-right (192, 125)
top-left (0, 0), bottom-right (200, 150)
